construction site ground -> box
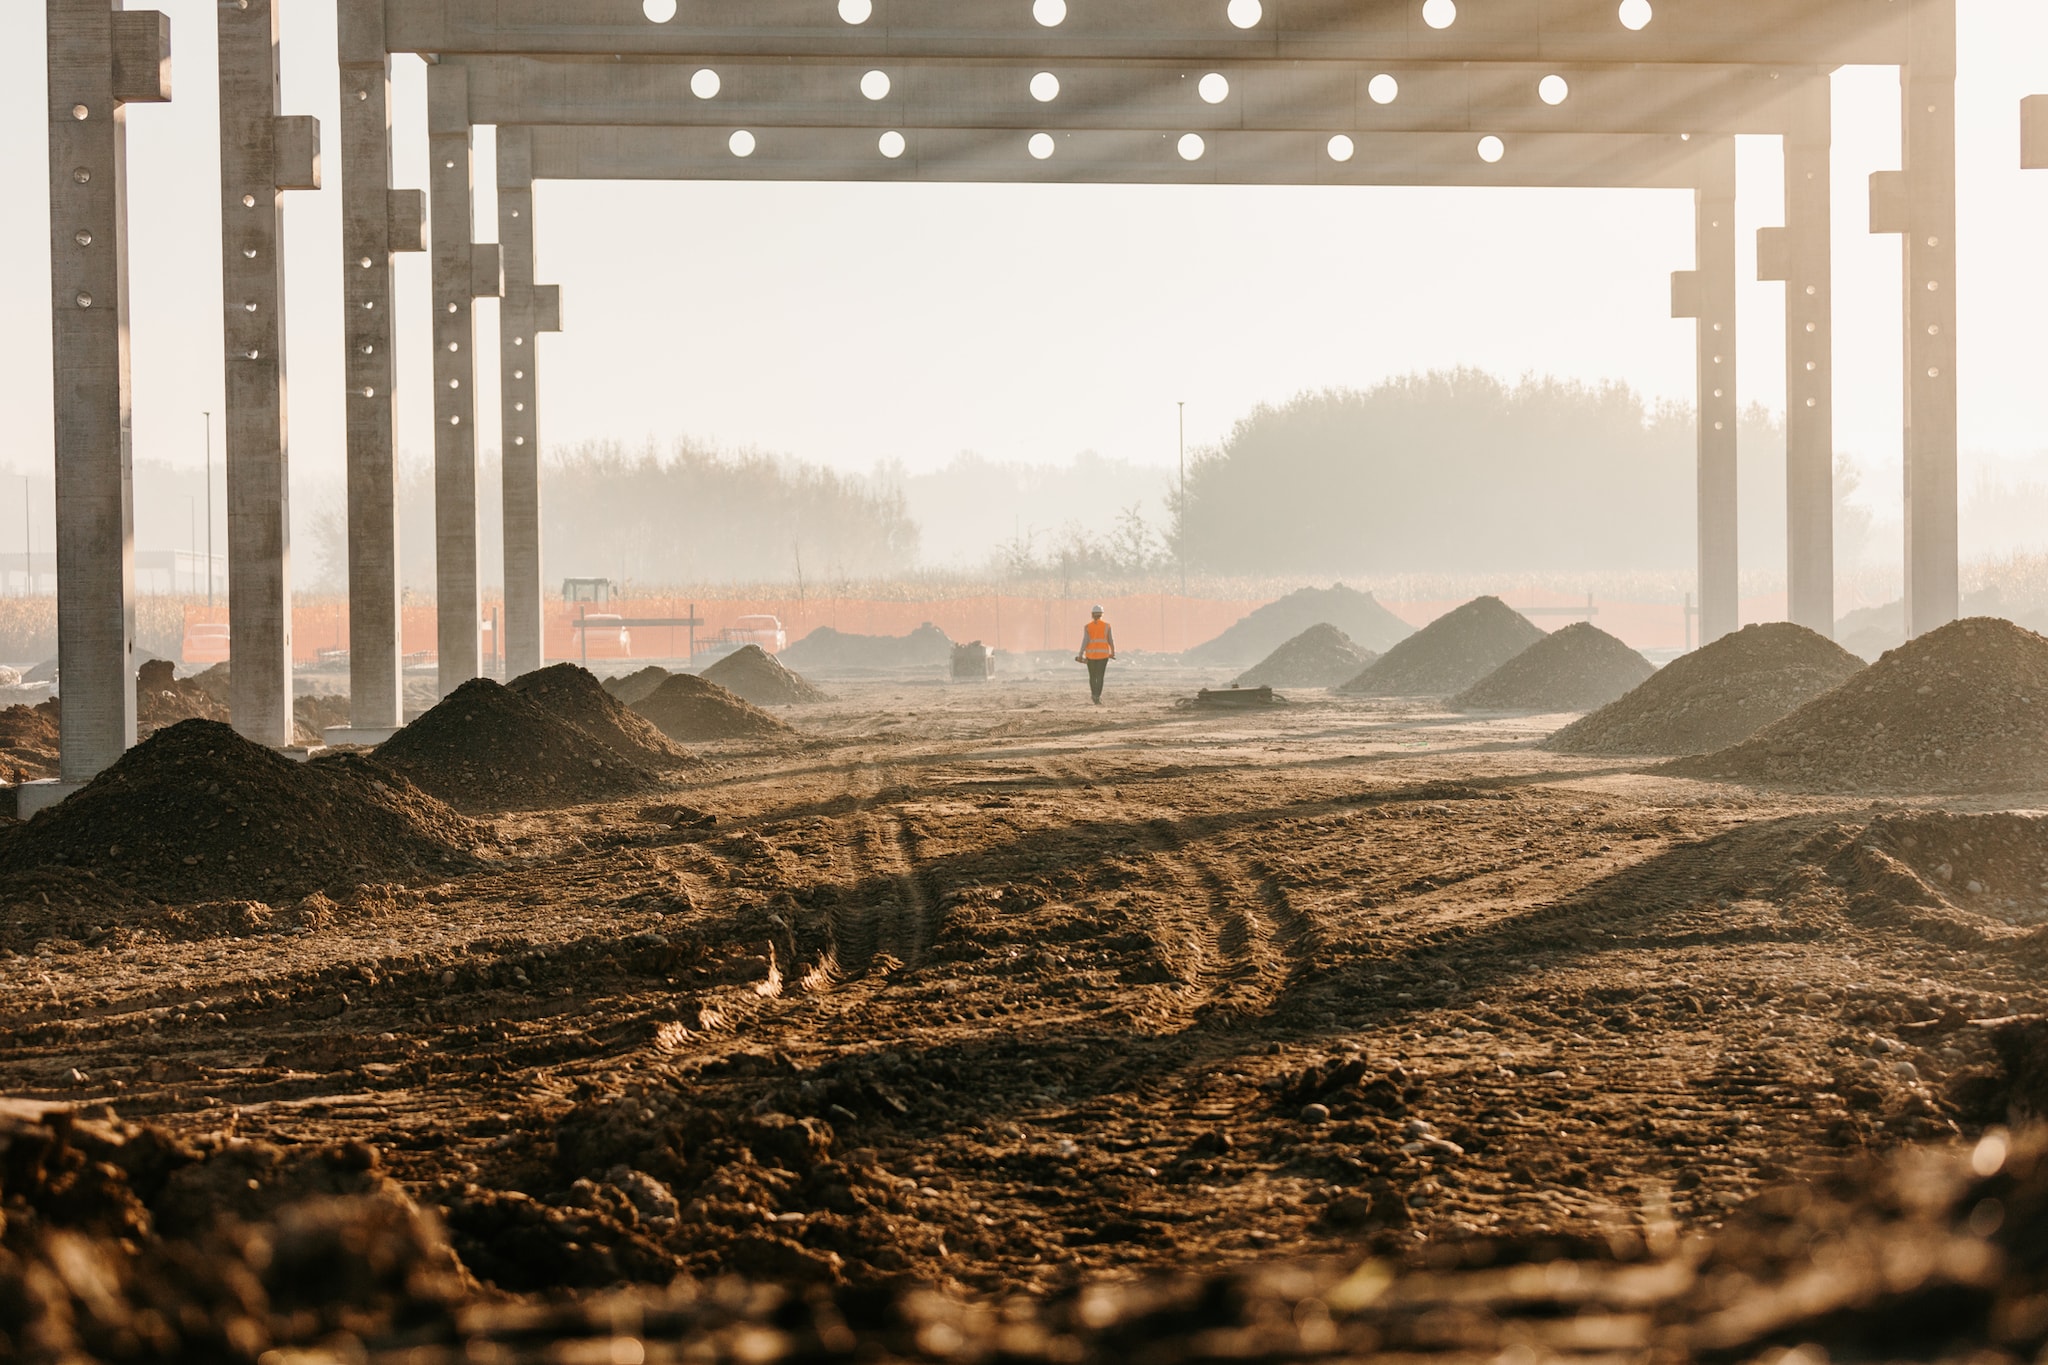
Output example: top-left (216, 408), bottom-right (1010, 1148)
top-left (3, 668), bottom-right (2034, 1299)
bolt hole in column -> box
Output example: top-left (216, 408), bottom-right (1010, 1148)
top-left (1226, 0), bottom-right (1262, 27)
top-left (1199, 73), bottom-right (1230, 104)
top-left (75, 230), bottom-right (92, 247)
top-left (1028, 132), bottom-right (1056, 160)
top-left (691, 69), bottom-right (721, 99)
top-left (72, 104), bottom-right (89, 120)
top-left (1539, 75), bottom-right (1569, 105)
top-left (1178, 133), bottom-right (1206, 161)
top-left (72, 168), bottom-right (92, 183)
top-left (76, 292), bottom-right (93, 309)
top-left (1618, 0), bottom-right (1653, 29)
top-left (1422, 0), bottom-right (1456, 30)
top-left (242, 194), bottom-right (257, 207)
top-left (642, 0), bottom-right (676, 19)
top-left (861, 70), bottom-right (891, 100)
top-left (1031, 72), bottom-right (1060, 102)
top-left (1033, 0), bottom-right (1066, 27)
top-left (839, 0), bottom-right (872, 21)
top-left (879, 130), bottom-right (906, 159)
top-left (1477, 135), bottom-right (1505, 163)
top-left (729, 129), bottom-right (757, 157)
top-left (1327, 134), bottom-right (1355, 162)
top-left (1369, 74), bottom-right (1399, 105)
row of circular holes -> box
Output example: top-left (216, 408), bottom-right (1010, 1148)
top-left (683, 67), bottom-right (1576, 109)
top-left (722, 126), bottom-right (1509, 163)
top-left (645, 0), bottom-right (1655, 32)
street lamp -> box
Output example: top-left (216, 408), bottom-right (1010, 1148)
top-left (202, 411), bottom-right (215, 608)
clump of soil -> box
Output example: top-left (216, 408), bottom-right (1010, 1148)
top-left (508, 663), bottom-right (697, 770)
top-left (187, 661), bottom-right (233, 704)
top-left (780, 623), bottom-right (953, 673)
top-left (603, 664), bottom-right (672, 707)
top-left (1547, 621), bottom-right (1864, 756)
top-left (1338, 596), bottom-right (1545, 697)
top-left (1232, 623), bottom-right (1378, 689)
top-left (1658, 617), bottom-right (2048, 792)
top-left (1799, 810), bottom-right (2048, 947)
top-left (0, 719), bottom-right (484, 904)
top-left (700, 645), bottom-right (830, 705)
top-left (0, 699), bottom-right (60, 784)
top-left (630, 673), bottom-right (793, 743)
top-left (1190, 583), bottom-right (1413, 665)
top-left (295, 693), bottom-right (350, 745)
top-left (375, 678), bottom-right (666, 812)
top-left (136, 658), bottom-right (230, 737)
top-left (1452, 622), bottom-right (1653, 713)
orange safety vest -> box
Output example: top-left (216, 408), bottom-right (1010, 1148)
top-left (1082, 619), bottom-right (1114, 660)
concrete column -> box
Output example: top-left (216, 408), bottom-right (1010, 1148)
top-left (218, 0), bottom-right (318, 748)
top-left (1673, 137), bottom-right (1739, 645)
top-left (334, 1), bottom-right (422, 743)
top-left (1899, 0), bottom-right (1959, 637)
top-left (496, 128), bottom-right (542, 682)
top-left (2025, 96), bottom-right (2047, 169)
top-left (1760, 81), bottom-right (1836, 637)
top-left (427, 65), bottom-right (499, 696)
top-left (43, 5), bottom-right (168, 795)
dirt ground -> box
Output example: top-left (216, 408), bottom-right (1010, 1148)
top-left (4, 666), bottom-right (2041, 1304)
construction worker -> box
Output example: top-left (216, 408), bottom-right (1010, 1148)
top-left (1075, 604), bottom-right (1116, 704)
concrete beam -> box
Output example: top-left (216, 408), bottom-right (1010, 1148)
top-left (46, 2), bottom-right (165, 786)
top-left (428, 62), bottom-right (486, 698)
top-left (335, 0), bottom-right (412, 743)
top-left (2022, 95), bottom-right (2046, 171)
top-left (386, 0), bottom-right (1908, 65)
top-left (497, 127), bottom-right (543, 681)
top-left (449, 55), bottom-right (1827, 136)
top-left (218, 0), bottom-right (310, 749)
top-left (522, 125), bottom-right (1711, 187)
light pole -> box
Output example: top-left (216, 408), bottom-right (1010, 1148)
top-left (21, 476), bottom-right (29, 596)
top-left (1177, 400), bottom-right (1186, 599)
top-left (186, 496), bottom-right (197, 595)
top-left (202, 411), bottom-right (215, 608)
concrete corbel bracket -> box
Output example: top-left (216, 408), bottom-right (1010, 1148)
top-left (471, 243), bottom-right (504, 298)
top-left (1669, 270), bottom-right (1702, 320)
top-left (111, 11), bottom-right (172, 103)
top-left (273, 114), bottom-right (322, 191)
top-left (534, 283), bottom-right (563, 333)
top-left (1755, 225), bottom-right (1789, 283)
top-left (388, 189), bottom-right (427, 252)
top-left (1867, 169), bottom-right (1909, 234)
top-left (2024, 96), bottom-right (2047, 170)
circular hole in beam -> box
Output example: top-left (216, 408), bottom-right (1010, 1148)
top-left (1422, 0), bottom-right (1457, 28)
top-left (1030, 71), bottom-right (1060, 102)
top-left (1178, 133), bottom-right (1206, 161)
top-left (1368, 74), bottom-right (1399, 105)
top-left (1198, 73), bottom-right (1230, 104)
top-left (1619, 0), bottom-right (1653, 30)
top-left (642, 0), bottom-right (677, 21)
top-left (861, 70), bottom-right (891, 100)
top-left (1226, 0), bottom-right (1262, 27)
top-left (1539, 74), bottom-right (1569, 105)
top-left (879, 130), bottom-right (906, 158)
top-left (691, 69), bottom-right (721, 99)
top-left (1327, 134), bottom-right (1355, 162)
top-left (838, 0), bottom-right (872, 23)
top-left (1028, 132), bottom-right (1056, 160)
top-left (729, 129), bottom-right (757, 157)
top-left (1477, 134), bottom-right (1505, 163)
top-left (1033, 0), bottom-right (1066, 25)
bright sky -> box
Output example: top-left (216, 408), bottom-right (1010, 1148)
top-left (0, 1), bottom-right (2043, 506)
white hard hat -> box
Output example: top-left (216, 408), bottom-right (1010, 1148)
top-left (1091, 604), bottom-right (1104, 615)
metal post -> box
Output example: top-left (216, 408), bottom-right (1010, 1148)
top-left (1672, 137), bottom-right (1739, 645)
top-left (498, 127), bottom-right (544, 681)
top-left (218, 0), bottom-right (316, 747)
top-left (1762, 81), bottom-right (1836, 637)
top-left (203, 410), bottom-right (213, 608)
top-left (45, 2), bottom-right (167, 792)
top-left (1899, 0), bottom-right (1959, 637)
top-left (335, 0), bottom-right (419, 742)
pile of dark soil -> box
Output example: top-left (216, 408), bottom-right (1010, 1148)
top-left (375, 678), bottom-right (666, 812)
top-left (1189, 583), bottom-right (1413, 665)
top-left (602, 664), bottom-right (672, 707)
top-left (1338, 596), bottom-right (1545, 697)
top-left (1547, 622), bottom-right (1865, 756)
top-left (1451, 622), bottom-right (1652, 712)
top-left (136, 658), bottom-right (230, 737)
top-left (1658, 617), bottom-right (2048, 792)
top-left (508, 663), bottom-right (696, 769)
top-left (12, 1102), bottom-right (2048, 1363)
top-left (0, 699), bottom-right (59, 784)
top-left (779, 623), bottom-right (953, 673)
top-left (700, 645), bottom-right (830, 705)
top-left (630, 673), bottom-right (792, 743)
top-left (0, 719), bottom-right (484, 904)
top-left (1232, 623), bottom-right (1378, 689)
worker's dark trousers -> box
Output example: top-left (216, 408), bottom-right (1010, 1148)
top-left (1086, 659), bottom-right (1108, 703)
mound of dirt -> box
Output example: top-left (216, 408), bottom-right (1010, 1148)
top-left (1338, 596), bottom-right (1546, 697)
top-left (375, 678), bottom-right (665, 812)
top-left (294, 693), bottom-right (350, 745)
top-left (136, 658), bottom-right (230, 737)
top-left (0, 719), bottom-right (484, 903)
top-left (1189, 583), bottom-right (1413, 665)
top-left (630, 673), bottom-right (793, 743)
top-left (1546, 621), bottom-right (1865, 756)
top-left (779, 623), bottom-right (953, 673)
top-left (1452, 622), bottom-right (1653, 713)
top-left (602, 664), bottom-right (672, 707)
top-left (0, 699), bottom-right (59, 784)
top-left (508, 663), bottom-right (697, 769)
top-left (700, 645), bottom-right (830, 705)
top-left (1658, 617), bottom-right (2048, 792)
top-left (1797, 811), bottom-right (2048, 949)
top-left (1232, 623), bottom-right (1378, 689)
top-left (186, 661), bottom-right (233, 704)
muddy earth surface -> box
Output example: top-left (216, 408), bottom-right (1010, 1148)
top-left (5, 669), bottom-right (2047, 1353)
